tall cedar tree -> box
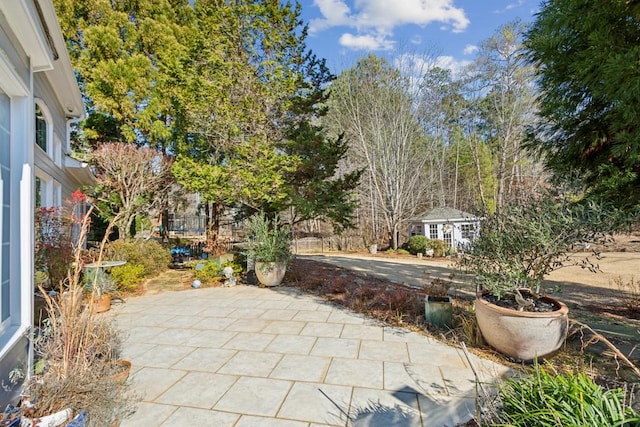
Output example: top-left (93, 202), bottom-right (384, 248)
top-left (524, 0), bottom-right (640, 212)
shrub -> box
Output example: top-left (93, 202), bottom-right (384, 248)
top-left (110, 264), bottom-right (146, 293)
top-left (427, 239), bottom-right (447, 257)
top-left (396, 248), bottom-right (410, 255)
top-left (407, 235), bottom-right (429, 254)
top-left (494, 363), bottom-right (640, 426)
top-left (105, 239), bottom-right (171, 277)
top-left (194, 261), bottom-right (223, 284)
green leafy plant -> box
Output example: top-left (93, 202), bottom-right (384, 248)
top-left (104, 239), bottom-right (171, 277)
top-left (110, 264), bottom-right (146, 292)
top-left (407, 235), bottom-right (429, 254)
top-left (194, 261), bottom-right (223, 284)
top-left (494, 363), bottom-right (640, 426)
top-left (244, 212), bottom-right (292, 264)
top-left (457, 196), bottom-right (620, 303)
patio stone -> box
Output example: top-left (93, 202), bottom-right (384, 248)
top-left (300, 322), bottom-right (344, 338)
top-left (214, 377), bottom-right (293, 416)
top-left (226, 318), bottom-right (272, 332)
top-left (129, 367), bottom-right (187, 401)
top-left (259, 309), bottom-right (299, 321)
top-left (270, 354), bottom-right (331, 382)
top-left (155, 371), bottom-right (238, 408)
top-left (171, 347), bottom-right (237, 372)
top-left (340, 324), bottom-right (383, 341)
top-left (217, 350), bottom-right (283, 377)
top-left (265, 335), bottom-right (317, 355)
top-left (235, 415), bottom-right (309, 427)
top-left (262, 320), bottom-right (307, 335)
top-left (277, 382), bottom-right (352, 425)
top-left (191, 316), bottom-right (237, 330)
top-left (358, 340), bottom-right (410, 363)
top-left (158, 407), bottom-right (240, 427)
top-left (310, 337), bottom-right (360, 358)
top-left (349, 387), bottom-right (422, 427)
top-left (119, 402), bottom-right (177, 427)
top-left (292, 310), bottom-right (331, 322)
top-left (183, 329), bottom-right (237, 347)
top-left (133, 344), bottom-right (196, 369)
top-left (324, 358), bottom-right (383, 389)
top-left (223, 332), bottom-right (277, 351)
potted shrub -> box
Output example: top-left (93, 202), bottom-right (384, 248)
top-left (83, 262), bottom-right (123, 313)
top-left (458, 196), bottom-right (620, 361)
top-left (244, 212), bottom-right (292, 287)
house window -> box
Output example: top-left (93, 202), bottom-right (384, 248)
top-left (0, 90), bottom-right (10, 323)
top-left (410, 225), bottom-right (422, 236)
top-left (35, 104), bottom-right (47, 152)
top-left (460, 224), bottom-right (476, 240)
top-left (429, 224), bottom-right (438, 240)
top-left (443, 230), bottom-right (452, 248)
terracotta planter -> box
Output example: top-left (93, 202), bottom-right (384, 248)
top-left (91, 294), bottom-right (112, 314)
top-left (255, 261), bottom-right (287, 287)
top-left (111, 360), bottom-right (132, 383)
top-left (425, 295), bottom-right (453, 327)
top-left (475, 292), bottom-right (569, 362)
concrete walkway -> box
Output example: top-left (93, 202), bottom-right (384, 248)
top-left (114, 285), bottom-right (509, 427)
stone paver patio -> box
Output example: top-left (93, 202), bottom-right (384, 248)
top-left (113, 285), bottom-right (509, 427)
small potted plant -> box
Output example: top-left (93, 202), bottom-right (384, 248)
top-left (83, 263), bottom-right (120, 313)
top-left (457, 196), bottom-right (620, 361)
top-left (244, 212), bottom-right (292, 287)
top-left (423, 275), bottom-right (453, 328)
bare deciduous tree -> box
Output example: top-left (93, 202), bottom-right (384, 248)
top-left (91, 143), bottom-right (174, 240)
top-left (328, 54), bottom-right (434, 249)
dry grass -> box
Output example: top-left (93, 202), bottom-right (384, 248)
top-left (23, 199), bottom-right (138, 426)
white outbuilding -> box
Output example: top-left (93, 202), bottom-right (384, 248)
top-left (407, 207), bottom-right (479, 252)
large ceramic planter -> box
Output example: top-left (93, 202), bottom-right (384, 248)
top-left (255, 261), bottom-right (287, 287)
top-left (475, 292), bottom-right (569, 362)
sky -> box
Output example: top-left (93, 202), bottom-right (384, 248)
top-left (298, 0), bottom-right (540, 74)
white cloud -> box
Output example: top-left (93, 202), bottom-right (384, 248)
top-left (493, 0), bottom-right (525, 14)
top-left (310, 0), bottom-right (352, 33)
top-left (339, 33), bottom-right (394, 51)
top-left (463, 44), bottom-right (478, 55)
top-left (435, 55), bottom-right (471, 77)
top-left (311, 0), bottom-right (470, 51)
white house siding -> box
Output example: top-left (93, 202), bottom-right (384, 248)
top-left (0, 0), bottom-right (86, 407)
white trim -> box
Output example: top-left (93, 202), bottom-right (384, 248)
top-left (0, 1), bottom-right (54, 71)
top-left (20, 164), bottom-right (32, 328)
top-left (0, 49), bottom-right (29, 96)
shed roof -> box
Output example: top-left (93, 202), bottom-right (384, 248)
top-left (410, 207), bottom-right (477, 223)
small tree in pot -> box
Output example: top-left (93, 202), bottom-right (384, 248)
top-left (244, 212), bottom-right (292, 287)
top-left (457, 196), bottom-right (622, 361)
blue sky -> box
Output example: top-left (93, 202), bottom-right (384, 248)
top-left (298, 0), bottom-right (540, 74)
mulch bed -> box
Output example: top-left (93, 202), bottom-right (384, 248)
top-left (285, 258), bottom-right (429, 327)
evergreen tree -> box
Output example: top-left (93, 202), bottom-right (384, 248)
top-left (525, 0), bottom-right (640, 212)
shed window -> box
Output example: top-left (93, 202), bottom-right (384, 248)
top-left (460, 224), bottom-right (476, 239)
top-left (429, 224), bottom-right (438, 239)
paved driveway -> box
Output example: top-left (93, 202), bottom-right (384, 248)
top-left (114, 284), bottom-right (508, 426)
top-left (298, 254), bottom-right (476, 299)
